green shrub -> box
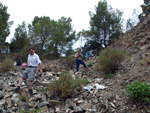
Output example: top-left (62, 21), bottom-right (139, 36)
top-left (87, 61), bottom-right (93, 67)
top-left (10, 48), bottom-right (29, 62)
top-left (126, 81), bottom-right (150, 103)
top-left (47, 72), bottom-right (88, 100)
top-left (74, 78), bottom-right (89, 86)
top-left (100, 73), bottom-right (113, 79)
top-left (66, 55), bottom-right (75, 69)
top-left (97, 47), bottom-right (125, 74)
top-left (0, 58), bottom-right (14, 72)
top-left (18, 107), bottom-right (42, 113)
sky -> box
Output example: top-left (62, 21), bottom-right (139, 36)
top-left (1, 0), bottom-right (144, 47)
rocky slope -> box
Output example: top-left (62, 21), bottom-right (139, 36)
top-left (0, 14), bottom-right (150, 113)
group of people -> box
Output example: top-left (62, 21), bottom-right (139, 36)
top-left (75, 44), bottom-right (94, 72)
top-left (14, 44), bottom-right (94, 95)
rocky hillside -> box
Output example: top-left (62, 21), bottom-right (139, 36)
top-left (0, 14), bottom-right (150, 113)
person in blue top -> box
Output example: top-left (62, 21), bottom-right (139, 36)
top-left (86, 44), bottom-right (94, 59)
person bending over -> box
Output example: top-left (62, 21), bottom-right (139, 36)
top-left (85, 44), bottom-right (94, 59)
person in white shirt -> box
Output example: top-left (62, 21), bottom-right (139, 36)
top-left (14, 47), bottom-right (43, 95)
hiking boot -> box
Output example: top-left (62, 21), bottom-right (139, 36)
top-left (14, 87), bottom-right (20, 93)
top-left (28, 89), bottom-right (33, 95)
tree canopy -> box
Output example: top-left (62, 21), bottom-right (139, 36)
top-left (0, 2), bottom-right (12, 52)
top-left (140, 0), bottom-right (150, 17)
top-left (83, 0), bottom-right (123, 49)
top-left (27, 16), bottom-right (76, 58)
top-left (9, 21), bottom-right (29, 53)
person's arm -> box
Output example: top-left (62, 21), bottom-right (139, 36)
top-left (90, 47), bottom-right (92, 50)
top-left (75, 54), bottom-right (78, 58)
top-left (39, 63), bottom-right (43, 74)
top-left (81, 53), bottom-right (83, 58)
top-left (25, 63), bottom-right (28, 70)
top-left (36, 55), bottom-right (43, 73)
top-left (25, 56), bottom-right (28, 70)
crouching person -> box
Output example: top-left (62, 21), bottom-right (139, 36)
top-left (14, 47), bottom-right (43, 95)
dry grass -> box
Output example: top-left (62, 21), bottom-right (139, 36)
top-left (0, 58), bottom-right (14, 72)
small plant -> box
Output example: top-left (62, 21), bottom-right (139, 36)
top-left (126, 80), bottom-right (150, 103)
top-left (0, 58), bottom-right (14, 72)
top-left (97, 47), bottom-right (125, 74)
top-left (47, 72), bottom-right (88, 100)
top-left (18, 107), bottom-right (42, 113)
top-left (100, 73), bottom-right (113, 79)
top-left (66, 55), bottom-right (75, 69)
top-left (74, 78), bottom-right (89, 86)
top-left (38, 88), bottom-right (46, 92)
top-left (87, 61), bottom-right (93, 67)
top-left (19, 90), bottom-right (29, 102)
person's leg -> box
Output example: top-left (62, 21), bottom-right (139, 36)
top-left (18, 69), bottom-right (28, 87)
top-left (28, 68), bottom-right (36, 95)
top-left (76, 59), bottom-right (80, 72)
top-left (28, 80), bottom-right (33, 90)
top-left (80, 60), bottom-right (87, 71)
top-left (86, 51), bottom-right (89, 59)
top-left (89, 51), bottom-right (94, 57)
top-left (17, 77), bottom-right (24, 87)
top-left (28, 80), bottom-right (33, 95)
top-left (14, 69), bottom-right (28, 93)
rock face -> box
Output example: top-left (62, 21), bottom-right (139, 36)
top-left (1, 14), bottom-right (150, 113)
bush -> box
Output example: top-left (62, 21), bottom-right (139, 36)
top-left (126, 81), bottom-right (150, 103)
top-left (87, 61), bottom-right (93, 67)
top-left (18, 107), bottom-right (42, 113)
top-left (0, 58), bottom-right (14, 72)
top-left (100, 73), bottom-right (113, 79)
top-left (10, 48), bottom-right (29, 62)
top-left (66, 55), bottom-right (75, 69)
top-left (97, 47), bottom-right (125, 74)
top-left (74, 78), bottom-right (89, 86)
top-left (47, 72), bottom-right (88, 100)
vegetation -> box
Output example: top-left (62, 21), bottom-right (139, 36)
top-left (9, 21), bottom-right (29, 53)
top-left (66, 55), bottom-right (75, 69)
top-left (0, 1), bottom-right (127, 59)
top-left (0, 2), bottom-right (13, 53)
top-left (47, 72), bottom-right (88, 100)
top-left (10, 48), bottom-right (29, 62)
top-left (0, 58), bottom-right (14, 72)
top-left (87, 61), bottom-right (93, 67)
top-left (28, 16), bottom-right (77, 58)
top-left (18, 107), bottom-right (42, 113)
top-left (126, 81), bottom-right (150, 103)
top-left (140, 0), bottom-right (150, 18)
top-left (100, 73), bottom-right (113, 79)
top-left (97, 47), bottom-right (125, 74)
top-left (83, 0), bottom-right (123, 49)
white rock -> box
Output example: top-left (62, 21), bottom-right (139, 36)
top-left (56, 107), bottom-right (60, 112)
top-left (83, 86), bottom-right (92, 91)
top-left (11, 94), bottom-right (20, 103)
top-left (95, 83), bottom-right (105, 90)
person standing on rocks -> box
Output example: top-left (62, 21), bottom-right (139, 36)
top-left (85, 44), bottom-right (94, 59)
top-left (14, 47), bottom-right (43, 95)
top-left (75, 49), bottom-right (87, 72)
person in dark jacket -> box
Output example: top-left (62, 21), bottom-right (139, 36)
top-left (85, 44), bottom-right (94, 59)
